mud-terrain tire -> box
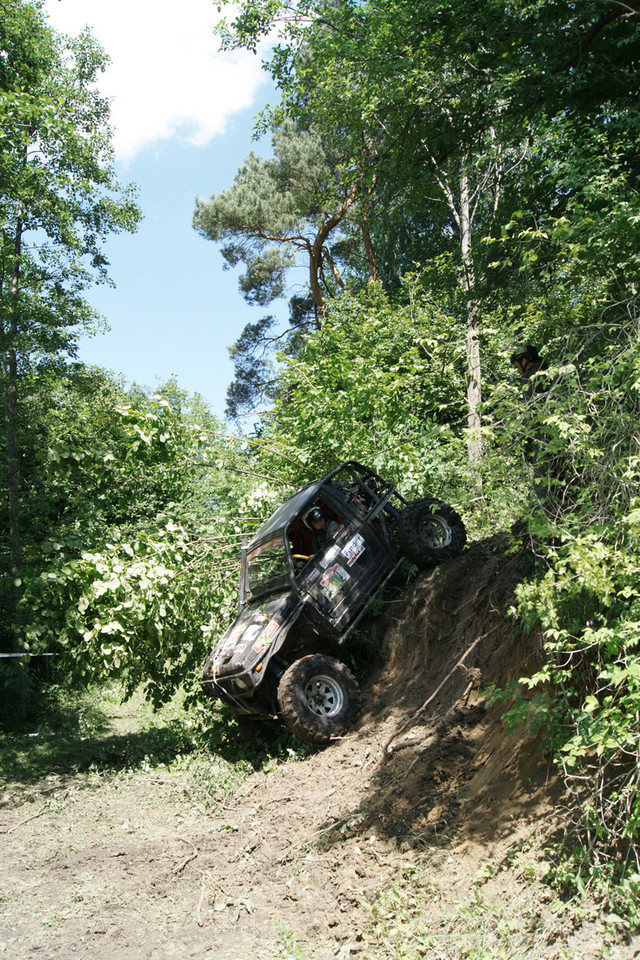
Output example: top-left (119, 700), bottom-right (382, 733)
top-left (277, 654), bottom-right (361, 745)
top-left (397, 498), bottom-right (466, 568)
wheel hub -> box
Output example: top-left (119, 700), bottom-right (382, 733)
top-left (304, 675), bottom-right (344, 717)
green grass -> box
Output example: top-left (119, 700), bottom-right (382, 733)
top-left (0, 673), bottom-right (318, 802)
top-left (361, 853), bottom-right (616, 960)
top-left (0, 680), bottom-right (201, 788)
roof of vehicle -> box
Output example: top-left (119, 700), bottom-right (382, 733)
top-left (247, 461), bottom-right (388, 549)
top-left (249, 478), bottom-right (326, 546)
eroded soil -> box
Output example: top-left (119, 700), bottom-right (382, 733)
top-left (2, 538), bottom-right (639, 960)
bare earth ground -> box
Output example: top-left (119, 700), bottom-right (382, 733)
top-left (2, 538), bottom-right (640, 960)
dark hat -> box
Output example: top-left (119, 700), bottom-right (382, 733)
top-left (510, 344), bottom-right (541, 364)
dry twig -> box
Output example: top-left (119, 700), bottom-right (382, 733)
top-left (2, 804), bottom-right (47, 834)
top-left (172, 839), bottom-right (198, 875)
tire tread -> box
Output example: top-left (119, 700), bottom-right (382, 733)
top-left (277, 654), bottom-right (361, 744)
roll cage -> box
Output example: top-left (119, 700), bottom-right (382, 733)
top-left (238, 461), bottom-right (409, 612)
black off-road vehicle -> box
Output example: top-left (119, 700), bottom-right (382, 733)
top-left (201, 461), bottom-right (466, 744)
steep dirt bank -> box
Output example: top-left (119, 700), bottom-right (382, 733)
top-left (1, 537), bottom-right (637, 959)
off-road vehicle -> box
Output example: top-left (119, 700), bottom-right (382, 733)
top-left (201, 461), bottom-right (466, 744)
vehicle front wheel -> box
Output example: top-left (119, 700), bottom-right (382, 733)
top-left (397, 498), bottom-right (466, 568)
top-left (277, 654), bottom-right (361, 745)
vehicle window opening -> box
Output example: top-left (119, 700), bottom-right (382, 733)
top-left (246, 537), bottom-right (290, 597)
top-left (290, 501), bottom-right (343, 558)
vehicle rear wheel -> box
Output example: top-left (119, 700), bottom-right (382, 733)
top-left (277, 654), bottom-right (361, 745)
top-left (397, 498), bottom-right (466, 568)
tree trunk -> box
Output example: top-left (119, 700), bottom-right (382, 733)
top-left (459, 167), bottom-right (483, 466)
top-left (2, 211), bottom-right (23, 651)
top-left (308, 240), bottom-right (326, 315)
top-left (360, 206), bottom-right (377, 284)
top-left (423, 147), bottom-right (485, 470)
top-left (308, 179), bottom-right (363, 315)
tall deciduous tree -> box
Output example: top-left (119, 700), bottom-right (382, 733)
top-left (0, 0), bottom-right (140, 647)
top-left (214, 0), bottom-right (639, 461)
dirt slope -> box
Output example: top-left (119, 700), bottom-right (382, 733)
top-left (1, 537), bottom-right (637, 959)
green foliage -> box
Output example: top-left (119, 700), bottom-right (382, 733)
top-left (225, 301), bottom-right (315, 420)
top-left (0, 0), bottom-right (141, 653)
top-left (4, 370), bottom-right (285, 708)
top-left (0, 3), bottom-right (140, 335)
top-left (21, 515), bottom-right (210, 702)
top-left (193, 117), bottom-right (378, 314)
top-left (505, 371), bottom-right (640, 905)
top-left (260, 281), bottom-right (471, 502)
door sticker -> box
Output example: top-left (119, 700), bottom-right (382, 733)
top-left (343, 533), bottom-right (365, 567)
top-left (320, 563), bottom-right (349, 599)
top-left (252, 618), bottom-right (279, 652)
top-left (320, 544), bottom-right (341, 569)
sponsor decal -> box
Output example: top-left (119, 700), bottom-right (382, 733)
top-left (252, 618), bottom-right (279, 652)
top-left (217, 635), bottom-right (239, 659)
top-left (320, 544), bottom-right (340, 569)
top-left (244, 622), bottom-right (265, 646)
top-left (320, 563), bottom-right (349, 599)
top-left (259, 619), bottom-right (279, 641)
top-left (343, 533), bottom-right (366, 567)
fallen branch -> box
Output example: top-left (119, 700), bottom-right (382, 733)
top-left (196, 874), bottom-right (208, 927)
top-left (172, 841), bottom-right (198, 875)
top-left (2, 804), bottom-right (47, 834)
top-left (399, 680), bottom-right (475, 781)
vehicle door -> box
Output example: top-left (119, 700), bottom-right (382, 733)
top-left (297, 519), bottom-right (395, 632)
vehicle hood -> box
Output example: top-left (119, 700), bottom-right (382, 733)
top-left (209, 592), bottom-right (300, 680)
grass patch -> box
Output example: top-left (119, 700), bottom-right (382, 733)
top-left (0, 680), bottom-right (201, 788)
top-left (361, 850), bottom-right (615, 960)
top-left (0, 676), bottom-right (319, 802)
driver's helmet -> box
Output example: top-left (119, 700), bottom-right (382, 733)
top-left (303, 506), bottom-right (324, 529)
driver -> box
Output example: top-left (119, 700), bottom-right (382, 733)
top-left (303, 506), bottom-right (340, 553)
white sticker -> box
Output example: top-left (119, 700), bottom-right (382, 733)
top-left (343, 534), bottom-right (366, 567)
top-left (320, 544), bottom-right (341, 569)
top-left (252, 618), bottom-right (279, 652)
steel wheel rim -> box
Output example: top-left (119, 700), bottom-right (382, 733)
top-left (304, 674), bottom-right (345, 717)
top-left (421, 516), bottom-right (452, 549)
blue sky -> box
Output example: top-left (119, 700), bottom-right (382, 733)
top-left (42, 0), bottom-right (286, 422)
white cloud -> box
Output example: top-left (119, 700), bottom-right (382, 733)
top-left (42, 0), bottom-right (266, 162)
